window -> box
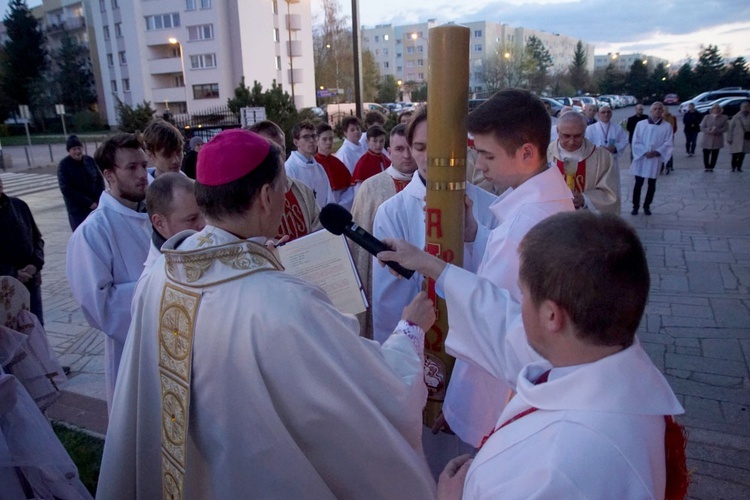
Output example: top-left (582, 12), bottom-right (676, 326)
top-left (275, 56), bottom-right (281, 70)
top-left (175, 75), bottom-right (185, 87)
top-left (383, 62), bottom-right (389, 69)
top-left (200, 0), bottom-right (212, 8)
top-left (186, 0), bottom-right (195, 10)
top-left (396, 39), bottom-right (401, 45)
top-left (99, 0), bottom-right (105, 12)
top-left (374, 35), bottom-right (379, 43)
top-left (107, 53), bottom-right (113, 66)
top-left (272, 0), bottom-right (278, 14)
top-left (383, 48), bottom-right (388, 55)
top-left (417, 45), bottom-right (423, 53)
top-left (188, 24), bottom-right (213, 41)
top-left (418, 72), bottom-right (424, 80)
top-left (474, 30), bottom-right (482, 37)
top-left (474, 44), bottom-right (482, 52)
top-left (111, 80), bottom-right (117, 92)
top-left (417, 59), bottom-right (423, 66)
top-left (119, 51), bottom-right (126, 64)
top-left (122, 78), bottom-right (130, 92)
top-left (375, 49), bottom-right (379, 56)
top-left (406, 46), bottom-right (413, 54)
top-left (384, 34), bottom-right (389, 41)
top-left (273, 28), bottom-right (279, 42)
top-left (103, 25), bottom-right (110, 40)
top-left (396, 66), bottom-right (402, 72)
top-left (193, 83), bottom-right (219, 99)
top-left (115, 22), bottom-right (122, 37)
top-left (145, 13), bottom-right (180, 31)
top-left (407, 60), bottom-right (414, 68)
top-left (190, 53), bottom-right (216, 69)
top-left (111, 0), bottom-right (118, 8)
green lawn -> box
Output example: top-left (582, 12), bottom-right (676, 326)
top-left (52, 422), bottom-right (104, 495)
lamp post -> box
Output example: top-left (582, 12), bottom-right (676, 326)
top-left (169, 37), bottom-right (189, 116)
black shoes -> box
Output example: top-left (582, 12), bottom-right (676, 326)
top-left (631, 208), bottom-right (638, 215)
top-left (644, 207), bottom-right (652, 216)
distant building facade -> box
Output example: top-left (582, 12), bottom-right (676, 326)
top-left (595, 53), bottom-right (670, 72)
top-left (363, 20), bottom-right (595, 96)
top-left (86, 0), bottom-right (316, 126)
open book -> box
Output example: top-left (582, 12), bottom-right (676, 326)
top-left (277, 230), bottom-right (368, 315)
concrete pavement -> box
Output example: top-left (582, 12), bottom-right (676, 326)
top-left (2, 112), bottom-right (748, 497)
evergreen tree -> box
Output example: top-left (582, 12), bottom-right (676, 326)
top-left (376, 75), bottom-right (399, 103)
top-left (227, 79), bottom-right (298, 151)
top-left (1, 0), bottom-right (47, 108)
top-left (52, 31), bottom-right (97, 112)
top-left (362, 49), bottom-right (380, 102)
top-left (649, 62), bottom-right (670, 101)
top-left (694, 44), bottom-right (724, 90)
top-left (719, 57), bottom-right (750, 89)
top-left (595, 63), bottom-right (627, 94)
top-left (525, 35), bottom-right (553, 93)
top-left (672, 62), bottom-right (698, 101)
top-left (568, 41), bottom-right (590, 93)
top-left (116, 98), bottom-right (156, 133)
top-left (626, 59), bottom-right (650, 102)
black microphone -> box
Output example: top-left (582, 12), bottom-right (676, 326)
top-left (320, 204), bottom-right (415, 279)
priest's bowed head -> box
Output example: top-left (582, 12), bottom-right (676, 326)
top-left (195, 128), bottom-right (288, 239)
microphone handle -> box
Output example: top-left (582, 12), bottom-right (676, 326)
top-left (344, 225), bottom-right (415, 279)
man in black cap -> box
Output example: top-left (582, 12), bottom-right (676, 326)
top-left (57, 135), bottom-right (105, 231)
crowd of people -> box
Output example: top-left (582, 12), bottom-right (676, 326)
top-left (9, 90), bottom-right (748, 499)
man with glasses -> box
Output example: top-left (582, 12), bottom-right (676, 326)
top-left (66, 133), bottom-right (151, 411)
top-left (284, 120), bottom-right (334, 209)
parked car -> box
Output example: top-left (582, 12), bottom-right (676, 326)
top-left (664, 94), bottom-right (679, 104)
top-left (679, 88), bottom-right (750, 113)
top-left (695, 97), bottom-right (749, 119)
top-left (325, 102), bottom-right (389, 126)
top-left (539, 97), bottom-right (564, 116)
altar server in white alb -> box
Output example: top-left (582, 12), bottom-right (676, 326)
top-left (285, 120), bottom-right (334, 209)
top-left (378, 211), bottom-right (688, 499)
top-left (629, 101), bottom-right (674, 215)
top-left (66, 133), bottom-right (151, 410)
top-left (97, 129), bottom-right (437, 499)
top-left (548, 111), bottom-right (620, 214)
top-left (439, 90), bottom-right (574, 450)
top-left (585, 104), bottom-right (629, 169)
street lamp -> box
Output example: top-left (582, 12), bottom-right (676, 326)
top-left (504, 52), bottom-right (511, 59)
top-left (169, 37), bottom-right (189, 116)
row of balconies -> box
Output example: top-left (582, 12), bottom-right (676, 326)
top-left (45, 16), bottom-right (85, 33)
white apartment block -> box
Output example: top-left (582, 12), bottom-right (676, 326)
top-left (595, 53), bottom-right (670, 72)
top-left (88, 0), bottom-right (315, 126)
top-left (363, 20), bottom-right (595, 95)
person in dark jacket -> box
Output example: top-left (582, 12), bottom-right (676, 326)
top-left (683, 103), bottom-right (702, 157)
top-left (181, 136), bottom-right (203, 179)
top-left (57, 135), bottom-right (105, 231)
top-left (0, 177), bottom-right (45, 323)
top-left (626, 104), bottom-right (649, 160)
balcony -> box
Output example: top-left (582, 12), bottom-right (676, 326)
top-left (285, 14), bottom-right (301, 31)
top-left (287, 68), bottom-right (303, 85)
top-left (46, 16), bottom-right (85, 33)
top-left (148, 57), bottom-right (183, 75)
top-left (152, 87), bottom-right (188, 105)
top-left (286, 40), bottom-right (302, 57)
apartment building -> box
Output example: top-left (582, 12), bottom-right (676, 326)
top-left (89, 0), bottom-right (315, 126)
top-left (363, 20), bottom-right (595, 96)
top-left (595, 53), bottom-right (669, 72)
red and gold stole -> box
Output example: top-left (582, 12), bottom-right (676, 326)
top-left (555, 149), bottom-right (596, 193)
top-left (276, 189), bottom-right (309, 242)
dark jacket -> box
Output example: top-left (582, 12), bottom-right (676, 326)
top-left (0, 193), bottom-right (44, 286)
top-left (57, 154), bottom-right (105, 231)
top-left (626, 114), bottom-right (649, 144)
top-left (683, 111), bottom-right (702, 134)
top-left (182, 150), bottom-right (198, 179)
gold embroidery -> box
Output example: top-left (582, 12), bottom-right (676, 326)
top-left (196, 233), bottom-right (213, 247)
top-left (158, 284), bottom-right (200, 500)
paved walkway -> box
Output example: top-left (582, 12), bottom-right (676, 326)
top-left (2, 120), bottom-right (749, 497)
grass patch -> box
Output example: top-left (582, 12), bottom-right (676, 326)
top-left (52, 422), bottom-right (104, 495)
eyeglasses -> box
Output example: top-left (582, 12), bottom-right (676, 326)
top-left (300, 134), bottom-right (317, 141)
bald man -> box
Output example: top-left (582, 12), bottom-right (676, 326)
top-left (548, 112), bottom-right (620, 214)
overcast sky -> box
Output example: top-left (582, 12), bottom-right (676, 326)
top-left (314, 0), bottom-right (750, 64)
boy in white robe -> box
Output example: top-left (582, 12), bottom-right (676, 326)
top-left (335, 115), bottom-right (368, 174)
top-left (284, 120), bottom-right (334, 209)
top-left (379, 211), bottom-right (687, 499)
top-left (66, 133), bottom-right (151, 410)
top-left (629, 101), bottom-right (674, 215)
top-left (97, 129), bottom-right (438, 499)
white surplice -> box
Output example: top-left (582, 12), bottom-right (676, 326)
top-left (97, 226), bottom-right (435, 500)
top-left (66, 191), bottom-right (150, 410)
top-left (335, 139), bottom-right (368, 174)
top-left (629, 119), bottom-right (674, 179)
top-left (371, 176), bottom-right (498, 344)
top-left (444, 167), bottom-right (574, 447)
top-left (585, 119), bottom-right (629, 168)
top-left (285, 151), bottom-right (334, 209)
top-left (438, 264), bottom-right (684, 499)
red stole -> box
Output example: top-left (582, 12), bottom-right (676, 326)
top-left (314, 153), bottom-right (352, 191)
top-left (555, 149), bottom-right (596, 193)
top-left (276, 188), bottom-right (309, 242)
top-left (352, 151), bottom-right (392, 184)
top-left (392, 177), bottom-right (409, 193)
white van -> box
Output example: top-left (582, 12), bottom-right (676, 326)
top-left (325, 102), bottom-right (389, 126)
